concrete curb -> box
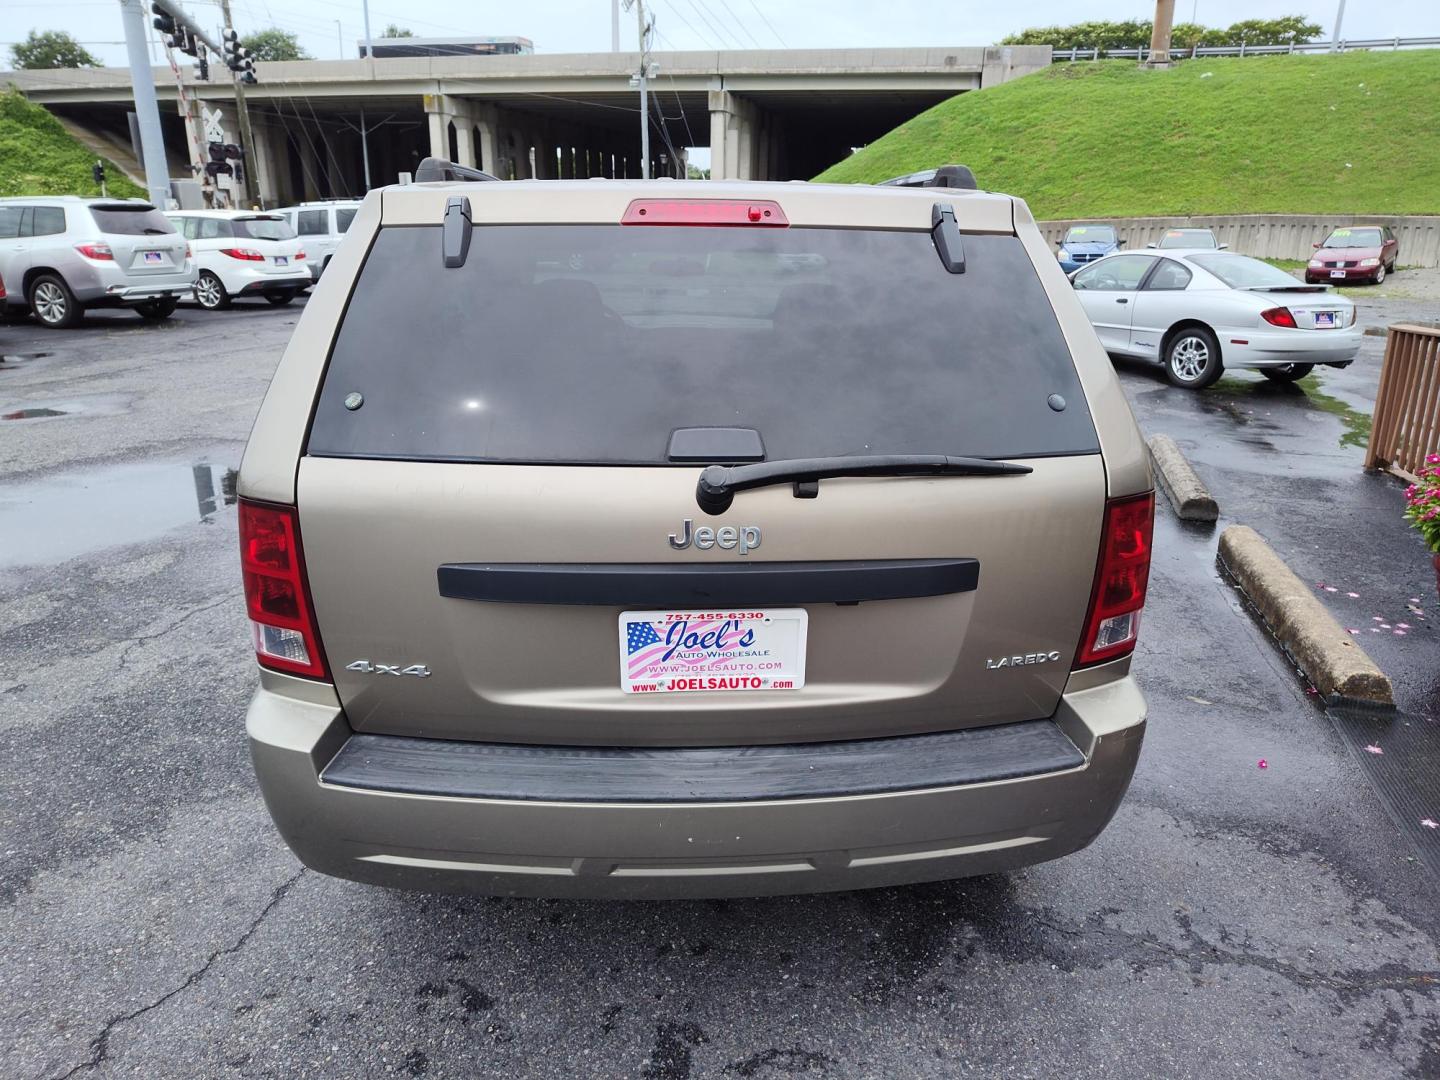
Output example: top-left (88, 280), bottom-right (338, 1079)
top-left (1218, 525), bottom-right (1394, 706)
top-left (1148, 435), bottom-right (1219, 522)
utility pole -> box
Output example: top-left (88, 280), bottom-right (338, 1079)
top-left (361, 0), bottom-right (374, 187)
top-left (612, 0), bottom-right (621, 51)
top-left (118, 0), bottom-right (173, 206)
top-left (1144, 0), bottom-right (1176, 68)
top-left (1331, 0), bottom-right (1347, 51)
top-left (218, 0), bottom-right (258, 206)
top-left (624, 0), bottom-right (652, 178)
top-left (336, 20), bottom-right (344, 60)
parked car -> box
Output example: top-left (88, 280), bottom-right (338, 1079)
top-left (1071, 250), bottom-right (1361, 389)
top-left (240, 164), bottom-right (1154, 899)
top-left (1148, 228), bottom-right (1225, 250)
top-left (1056, 224), bottom-right (1122, 273)
top-left (0, 196), bottom-right (194, 328)
top-left (1305, 225), bottom-right (1399, 285)
top-left (272, 199), bottom-right (362, 282)
top-left (166, 210), bottom-right (312, 309)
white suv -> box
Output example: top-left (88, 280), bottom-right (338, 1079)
top-left (166, 210), bottom-right (312, 309)
top-left (273, 200), bottom-right (362, 283)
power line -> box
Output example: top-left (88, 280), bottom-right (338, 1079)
top-left (745, 0), bottom-right (786, 47)
top-left (714, 0), bottom-right (763, 49)
top-left (652, 0), bottom-right (717, 49)
top-left (685, 0), bottom-right (740, 48)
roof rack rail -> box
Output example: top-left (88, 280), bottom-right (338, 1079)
top-left (877, 165), bottom-right (978, 191)
top-left (413, 157), bottom-right (501, 183)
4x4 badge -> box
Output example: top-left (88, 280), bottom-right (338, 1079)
top-left (346, 660), bottom-right (432, 677)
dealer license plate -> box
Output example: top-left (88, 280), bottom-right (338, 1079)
top-left (619, 609), bottom-right (807, 694)
top-left (1330, 269), bottom-right (1346, 279)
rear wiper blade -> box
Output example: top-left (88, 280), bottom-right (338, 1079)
top-left (695, 454), bottom-right (1031, 516)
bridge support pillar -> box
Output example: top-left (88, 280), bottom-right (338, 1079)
top-left (709, 89), bottom-right (765, 180)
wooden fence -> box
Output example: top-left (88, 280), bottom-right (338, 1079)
top-left (1365, 324), bottom-right (1440, 483)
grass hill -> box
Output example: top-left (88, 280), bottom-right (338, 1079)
top-left (814, 50), bottom-right (1440, 219)
top-left (0, 88), bottom-right (144, 199)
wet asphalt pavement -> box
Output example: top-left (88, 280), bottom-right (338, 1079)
top-left (2, 297), bottom-right (1439, 1079)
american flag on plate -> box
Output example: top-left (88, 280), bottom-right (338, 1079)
top-left (626, 621), bottom-right (661, 655)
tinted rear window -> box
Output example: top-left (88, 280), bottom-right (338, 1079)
top-left (234, 216), bottom-right (295, 241)
top-left (335, 207), bottom-right (358, 233)
top-left (308, 225), bottom-right (1098, 465)
top-left (89, 206), bottom-right (174, 235)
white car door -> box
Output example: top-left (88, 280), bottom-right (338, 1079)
top-left (1126, 257), bottom-right (1194, 360)
top-left (1070, 254), bottom-right (1155, 354)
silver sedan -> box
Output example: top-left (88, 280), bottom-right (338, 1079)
top-left (1070, 250), bottom-right (1362, 389)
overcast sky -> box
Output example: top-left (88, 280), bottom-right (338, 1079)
top-left (6, 0), bottom-right (1437, 68)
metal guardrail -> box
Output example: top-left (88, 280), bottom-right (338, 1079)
top-left (1366, 324), bottom-right (1440, 484)
top-left (1052, 37), bottom-right (1440, 62)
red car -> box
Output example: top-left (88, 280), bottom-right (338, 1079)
top-left (1305, 225), bottom-right (1399, 285)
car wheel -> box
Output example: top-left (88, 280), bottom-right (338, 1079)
top-left (264, 289), bottom-right (297, 306)
top-left (1259, 363), bottom-right (1314, 383)
top-left (29, 274), bottom-right (83, 329)
top-left (134, 297), bottom-right (178, 320)
top-left (1164, 327), bottom-right (1223, 389)
top-left (1374, 263), bottom-right (1386, 285)
top-left (195, 271), bottom-right (229, 310)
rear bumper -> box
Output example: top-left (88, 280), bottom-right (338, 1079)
top-left (70, 267), bottom-right (197, 306)
top-left (1222, 323), bottom-right (1363, 367)
top-left (248, 672), bottom-right (1146, 898)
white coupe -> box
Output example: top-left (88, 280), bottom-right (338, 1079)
top-left (1070, 250), bottom-right (1362, 389)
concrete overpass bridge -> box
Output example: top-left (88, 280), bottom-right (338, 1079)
top-left (7, 46), bottom-right (1049, 205)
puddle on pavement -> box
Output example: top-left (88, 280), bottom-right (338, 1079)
top-left (0, 461), bottom-right (238, 570)
top-left (1209, 373), bottom-right (1372, 450)
top-left (0, 395), bottom-right (129, 422)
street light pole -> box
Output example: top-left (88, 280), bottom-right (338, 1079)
top-left (361, 0), bottom-right (373, 186)
top-left (118, 0), bottom-right (173, 206)
top-left (218, 0), bottom-right (257, 206)
top-left (612, 0), bottom-right (621, 51)
top-left (1332, 0), bottom-right (1347, 51)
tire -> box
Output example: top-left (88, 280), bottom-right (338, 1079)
top-left (1373, 263), bottom-right (1386, 285)
top-left (134, 297), bottom-right (177, 320)
top-left (194, 271), bottom-right (229, 310)
top-left (264, 289), bottom-right (297, 306)
top-left (1260, 363), bottom-right (1314, 383)
top-left (1163, 326), bottom-right (1223, 389)
top-left (29, 274), bottom-right (84, 329)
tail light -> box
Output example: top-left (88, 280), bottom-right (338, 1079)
top-left (239, 499), bottom-right (328, 679)
top-left (1261, 307), bottom-right (1297, 328)
top-left (295, 249), bottom-right (306, 261)
top-left (75, 243), bottom-right (114, 260)
top-left (221, 247), bottom-right (265, 261)
top-left (185, 243), bottom-right (192, 259)
top-left (1076, 492), bottom-right (1154, 667)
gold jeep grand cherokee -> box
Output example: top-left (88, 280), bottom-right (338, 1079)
top-left (239, 160), bottom-right (1153, 899)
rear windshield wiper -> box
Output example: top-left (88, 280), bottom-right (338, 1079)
top-left (696, 454), bottom-right (1032, 515)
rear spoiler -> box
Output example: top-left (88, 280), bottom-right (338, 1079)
top-left (413, 157), bottom-right (501, 183)
top-left (877, 164), bottom-right (978, 190)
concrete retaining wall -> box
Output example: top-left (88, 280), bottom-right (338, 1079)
top-left (1037, 214), bottom-right (1440, 268)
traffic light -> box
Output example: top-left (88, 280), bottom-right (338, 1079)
top-left (152, 10), bottom-right (175, 37)
top-left (205, 141), bottom-right (233, 178)
top-left (91, 161), bottom-right (105, 186)
top-left (222, 29), bottom-right (252, 72)
top-left (194, 51), bottom-right (209, 81)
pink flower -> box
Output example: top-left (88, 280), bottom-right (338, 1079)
top-left (1257, 759), bottom-right (1268, 769)
top-left (1426, 453), bottom-right (1440, 465)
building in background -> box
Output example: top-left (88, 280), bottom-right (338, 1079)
top-left (359, 37), bottom-right (534, 59)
